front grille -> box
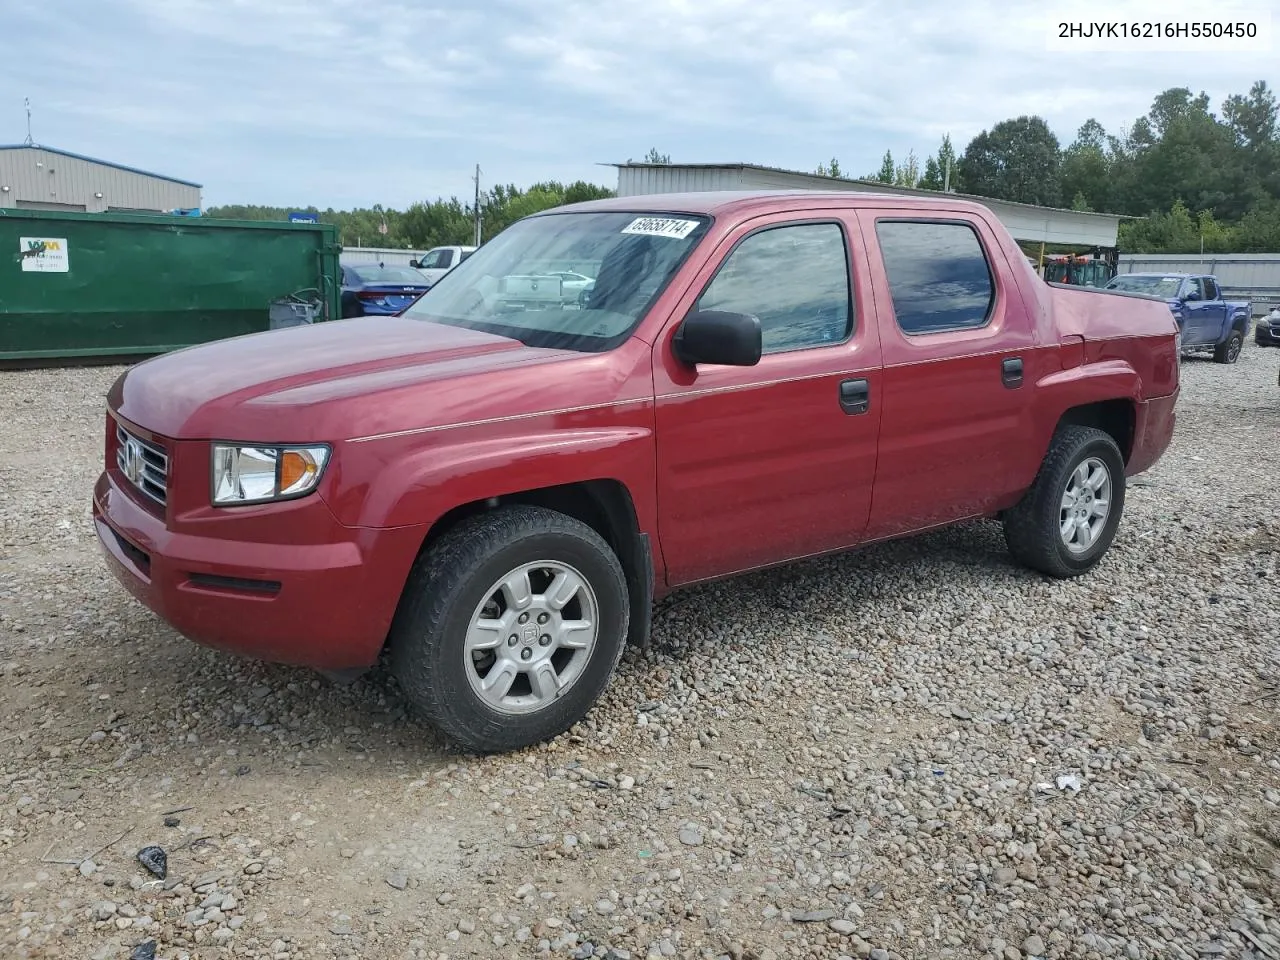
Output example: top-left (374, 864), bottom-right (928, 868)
top-left (116, 424), bottom-right (168, 507)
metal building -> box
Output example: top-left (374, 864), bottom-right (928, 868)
top-left (0, 144), bottom-right (201, 214)
top-left (1118, 253), bottom-right (1280, 313)
top-left (612, 162), bottom-right (1125, 250)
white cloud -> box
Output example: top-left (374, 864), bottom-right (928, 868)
top-left (3, 0), bottom-right (1274, 207)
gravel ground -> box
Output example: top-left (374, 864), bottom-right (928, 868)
top-left (1, 344), bottom-right (1278, 960)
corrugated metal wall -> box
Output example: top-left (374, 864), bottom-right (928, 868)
top-left (340, 247), bottom-right (422, 267)
top-left (1118, 253), bottom-right (1280, 314)
top-left (0, 147), bottom-right (201, 213)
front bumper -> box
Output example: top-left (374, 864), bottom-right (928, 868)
top-left (1255, 323), bottom-right (1280, 345)
top-left (92, 471), bottom-right (426, 671)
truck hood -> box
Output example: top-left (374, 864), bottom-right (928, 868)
top-left (109, 317), bottom-right (574, 440)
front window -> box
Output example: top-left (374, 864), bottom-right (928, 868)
top-left (401, 211), bottom-right (711, 352)
top-left (1105, 275), bottom-right (1184, 299)
top-left (695, 222), bottom-right (852, 354)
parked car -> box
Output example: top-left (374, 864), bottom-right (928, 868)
top-left (408, 245), bottom-right (477, 286)
top-left (340, 263), bottom-right (431, 318)
top-left (94, 191), bottom-right (1179, 753)
top-left (1104, 272), bottom-right (1251, 363)
top-left (543, 270), bottom-right (594, 303)
top-left (1256, 304), bottom-right (1280, 347)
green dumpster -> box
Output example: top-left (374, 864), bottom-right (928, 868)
top-left (0, 209), bottom-right (341, 364)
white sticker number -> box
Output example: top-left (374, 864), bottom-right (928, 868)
top-left (621, 217), bottom-right (700, 240)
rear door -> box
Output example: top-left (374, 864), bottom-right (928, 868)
top-left (856, 210), bottom-right (1046, 542)
top-left (652, 212), bottom-right (884, 586)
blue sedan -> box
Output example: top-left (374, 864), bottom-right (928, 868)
top-left (340, 264), bottom-right (432, 318)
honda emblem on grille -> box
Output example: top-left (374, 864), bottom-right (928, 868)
top-left (122, 438), bottom-right (144, 485)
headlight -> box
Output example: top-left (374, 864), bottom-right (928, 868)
top-left (211, 444), bottom-right (330, 506)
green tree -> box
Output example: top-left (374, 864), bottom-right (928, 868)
top-left (1232, 198), bottom-right (1280, 251)
top-left (856, 79), bottom-right (1280, 247)
top-left (918, 135), bottom-right (957, 191)
top-left (629, 147), bottom-right (670, 163)
top-left (893, 149), bottom-right (920, 188)
top-left (959, 115), bottom-right (1062, 206)
top-left (816, 158), bottom-right (843, 178)
top-left (1061, 119), bottom-right (1114, 213)
top-left (935, 134), bottom-right (957, 190)
top-left (920, 156), bottom-right (943, 191)
top-left (868, 150), bottom-right (894, 183)
top-left (1223, 80), bottom-right (1277, 148)
top-left (207, 178), bottom-right (616, 249)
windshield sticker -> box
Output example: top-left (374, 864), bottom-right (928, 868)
top-left (621, 217), bottom-right (700, 240)
top-left (1162, 277), bottom-right (1178, 282)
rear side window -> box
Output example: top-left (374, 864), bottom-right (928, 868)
top-left (695, 222), bottom-right (852, 355)
top-left (875, 220), bottom-right (995, 335)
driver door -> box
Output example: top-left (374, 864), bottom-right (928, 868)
top-left (651, 213), bottom-right (884, 586)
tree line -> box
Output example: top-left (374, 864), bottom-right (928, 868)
top-left (206, 81), bottom-right (1279, 255)
top-left (828, 81), bottom-right (1279, 253)
top-left (206, 179), bottom-right (615, 251)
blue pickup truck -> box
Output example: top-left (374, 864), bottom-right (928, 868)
top-left (1104, 272), bottom-right (1252, 364)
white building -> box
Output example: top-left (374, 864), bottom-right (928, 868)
top-left (0, 144), bottom-right (202, 214)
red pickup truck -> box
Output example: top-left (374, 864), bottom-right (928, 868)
top-left (94, 191), bottom-right (1179, 752)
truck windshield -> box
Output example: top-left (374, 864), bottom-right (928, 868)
top-left (400, 211), bottom-right (711, 352)
top-left (1106, 275), bottom-right (1183, 298)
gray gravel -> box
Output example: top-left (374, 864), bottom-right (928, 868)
top-left (1, 343), bottom-right (1278, 960)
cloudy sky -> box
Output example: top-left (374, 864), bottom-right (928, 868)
top-left (4, 0), bottom-right (1274, 210)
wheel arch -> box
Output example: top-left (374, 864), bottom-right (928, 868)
top-left (1053, 399), bottom-right (1136, 463)
top-left (414, 479), bottom-right (655, 650)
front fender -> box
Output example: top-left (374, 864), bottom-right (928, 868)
top-left (322, 414), bottom-right (658, 532)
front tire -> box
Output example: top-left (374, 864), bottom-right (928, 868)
top-left (388, 505), bottom-right (629, 753)
top-left (1003, 426), bottom-right (1127, 578)
top-left (1214, 329), bottom-right (1243, 364)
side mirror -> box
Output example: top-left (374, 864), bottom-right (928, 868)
top-left (408, 259), bottom-right (420, 268)
top-left (673, 310), bottom-right (763, 367)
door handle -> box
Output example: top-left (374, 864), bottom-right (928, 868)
top-left (1001, 357), bottom-right (1024, 389)
top-left (839, 378), bottom-right (870, 415)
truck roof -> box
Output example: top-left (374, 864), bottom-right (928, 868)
top-left (545, 189), bottom-right (997, 219)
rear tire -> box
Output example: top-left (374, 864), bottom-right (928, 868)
top-left (1003, 426), bottom-right (1127, 578)
top-left (389, 505), bottom-right (629, 753)
top-left (1213, 329), bottom-right (1243, 364)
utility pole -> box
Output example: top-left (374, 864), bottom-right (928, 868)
top-left (943, 156), bottom-right (951, 193)
top-left (472, 164), bottom-right (482, 247)
top-left (23, 97), bottom-right (33, 146)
